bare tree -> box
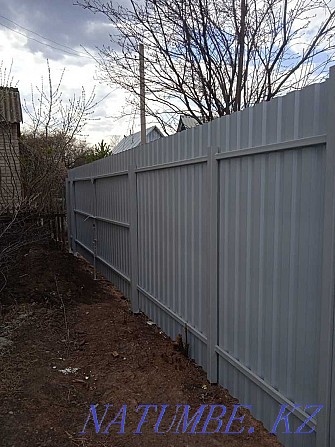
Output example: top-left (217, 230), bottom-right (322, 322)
top-left (24, 61), bottom-right (96, 141)
top-left (20, 60), bottom-right (96, 209)
top-left (0, 61), bottom-right (97, 295)
top-left (0, 60), bottom-right (17, 89)
top-left (1, 59), bottom-right (98, 212)
top-left (77, 0), bottom-right (335, 132)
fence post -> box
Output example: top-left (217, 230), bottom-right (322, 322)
top-left (69, 179), bottom-right (78, 256)
top-left (207, 146), bottom-right (219, 383)
top-left (317, 66), bottom-right (335, 446)
top-left (65, 179), bottom-right (72, 253)
top-left (129, 152), bottom-right (139, 313)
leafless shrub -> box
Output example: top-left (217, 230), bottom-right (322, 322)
top-left (0, 61), bottom-right (98, 296)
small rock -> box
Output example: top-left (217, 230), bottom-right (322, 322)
top-left (59, 367), bottom-right (79, 375)
top-left (146, 320), bottom-right (155, 326)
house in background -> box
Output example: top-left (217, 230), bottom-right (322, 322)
top-left (112, 125), bottom-right (163, 154)
top-left (0, 87), bottom-right (23, 209)
top-left (177, 115), bottom-right (202, 132)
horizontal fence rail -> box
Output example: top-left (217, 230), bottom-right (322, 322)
top-left (66, 67), bottom-right (335, 447)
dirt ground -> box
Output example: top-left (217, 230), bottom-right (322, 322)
top-left (0, 243), bottom-right (282, 446)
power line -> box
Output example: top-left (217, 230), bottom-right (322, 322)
top-left (0, 14), bottom-right (90, 57)
top-left (0, 21), bottom-right (93, 60)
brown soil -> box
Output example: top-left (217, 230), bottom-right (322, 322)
top-left (0, 243), bottom-right (282, 446)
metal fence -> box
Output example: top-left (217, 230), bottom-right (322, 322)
top-left (66, 66), bottom-right (335, 447)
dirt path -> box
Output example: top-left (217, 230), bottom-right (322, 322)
top-left (0, 244), bottom-right (281, 446)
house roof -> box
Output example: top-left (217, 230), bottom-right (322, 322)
top-left (0, 87), bottom-right (23, 124)
top-left (177, 115), bottom-right (201, 132)
top-left (112, 125), bottom-right (163, 154)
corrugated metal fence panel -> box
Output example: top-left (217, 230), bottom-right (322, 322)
top-left (136, 121), bottom-right (209, 168)
top-left (95, 175), bottom-right (129, 223)
top-left (95, 174), bottom-right (131, 293)
top-left (214, 81), bottom-right (328, 153)
top-left (95, 219), bottom-right (131, 299)
top-left (97, 222), bottom-right (130, 277)
top-left (68, 150), bottom-right (133, 297)
top-left (68, 148), bottom-right (132, 180)
top-left (74, 180), bottom-right (95, 215)
top-left (217, 145), bottom-right (325, 447)
top-left (137, 161), bottom-right (208, 368)
top-left (74, 180), bottom-right (95, 258)
top-left (66, 75), bottom-right (335, 447)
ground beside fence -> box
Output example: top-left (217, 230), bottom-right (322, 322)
top-left (0, 244), bottom-right (281, 446)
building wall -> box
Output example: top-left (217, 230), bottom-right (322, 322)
top-left (0, 122), bottom-right (21, 209)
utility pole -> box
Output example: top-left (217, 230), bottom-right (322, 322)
top-left (139, 42), bottom-right (146, 145)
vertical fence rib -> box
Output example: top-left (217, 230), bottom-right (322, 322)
top-left (65, 179), bottom-right (72, 252)
top-left (70, 179), bottom-right (78, 255)
top-left (317, 66), bottom-right (335, 446)
top-left (207, 146), bottom-right (219, 382)
top-left (129, 154), bottom-right (139, 313)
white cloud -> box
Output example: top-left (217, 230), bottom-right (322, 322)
top-left (0, 27), bottom-right (135, 145)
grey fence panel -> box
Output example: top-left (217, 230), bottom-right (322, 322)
top-left (67, 150), bottom-right (133, 297)
top-left (216, 145), bottom-right (325, 447)
top-left (218, 147), bottom-right (324, 391)
top-left (75, 180), bottom-right (95, 215)
top-left (66, 69), bottom-right (335, 447)
top-left (136, 161), bottom-right (208, 368)
top-left (97, 221), bottom-right (130, 275)
top-left (95, 175), bottom-right (129, 223)
top-left (218, 357), bottom-right (316, 447)
top-left (94, 174), bottom-right (131, 297)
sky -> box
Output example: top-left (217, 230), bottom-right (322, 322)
top-left (0, 0), bottom-right (136, 145)
top-left (1, 0), bottom-right (335, 147)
